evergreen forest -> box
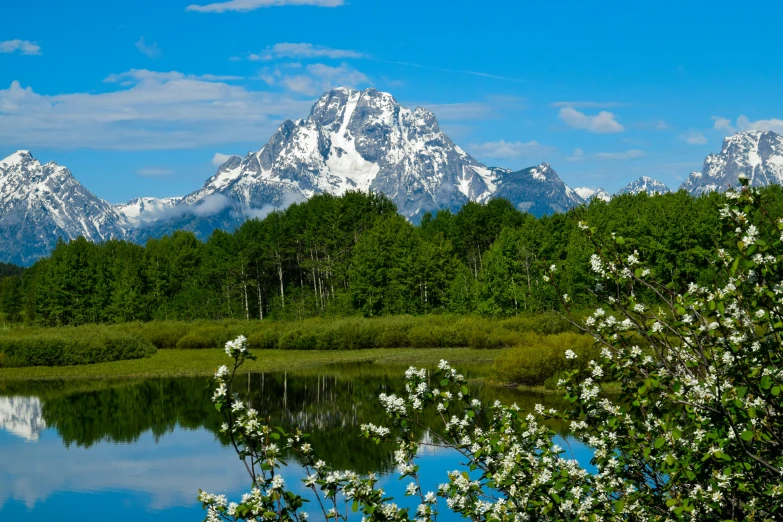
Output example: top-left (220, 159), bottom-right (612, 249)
top-left (2, 187), bottom-right (782, 326)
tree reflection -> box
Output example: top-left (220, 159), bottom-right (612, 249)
top-left (0, 364), bottom-right (569, 473)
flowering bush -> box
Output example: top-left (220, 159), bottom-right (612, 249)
top-left (201, 179), bottom-right (781, 521)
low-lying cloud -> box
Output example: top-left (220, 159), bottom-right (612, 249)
top-left (261, 63), bottom-right (369, 96)
top-left (713, 115), bottom-right (783, 134)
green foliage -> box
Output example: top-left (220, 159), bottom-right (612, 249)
top-left (0, 327), bottom-right (155, 367)
top-left (5, 189), bottom-right (770, 326)
top-left (493, 332), bottom-right (598, 386)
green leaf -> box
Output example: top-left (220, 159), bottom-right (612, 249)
top-left (654, 437), bottom-right (666, 449)
top-left (741, 430), bottom-right (754, 442)
top-left (761, 375), bottom-right (772, 390)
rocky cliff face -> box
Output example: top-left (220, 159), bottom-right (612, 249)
top-left (681, 131), bottom-right (783, 195)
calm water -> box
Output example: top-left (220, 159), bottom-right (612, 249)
top-left (0, 364), bottom-right (593, 521)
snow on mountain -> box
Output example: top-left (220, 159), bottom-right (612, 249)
top-left (681, 131), bottom-right (783, 195)
top-left (574, 186), bottom-right (611, 202)
top-left (1, 88), bottom-right (589, 262)
top-left (115, 196), bottom-right (183, 225)
top-left (0, 150), bottom-right (127, 265)
top-left (142, 88), bottom-right (582, 238)
top-left (616, 176), bottom-right (671, 196)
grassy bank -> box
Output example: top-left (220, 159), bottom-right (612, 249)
top-left (0, 347), bottom-right (503, 381)
top-left (1, 313), bottom-right (576, 352)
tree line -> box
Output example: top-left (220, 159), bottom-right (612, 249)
top-left (1, 187), bottom-right (781, 326)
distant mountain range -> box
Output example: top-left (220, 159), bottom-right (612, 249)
top-left (1, 87), bottom-right (782, 265)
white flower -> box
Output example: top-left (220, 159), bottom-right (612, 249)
top-left (565, 350), bottom-right (577, 360)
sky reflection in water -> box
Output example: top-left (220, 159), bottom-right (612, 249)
top-left (0, 366), bottom-right (594, 521)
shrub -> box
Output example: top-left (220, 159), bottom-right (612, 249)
top-left (175, 324), bottom-right (241, 349)
top-left (493, 332), bottom-right (597, 385)
top-left (0, 327), bottom-right (155, 367)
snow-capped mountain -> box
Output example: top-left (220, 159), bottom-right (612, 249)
top-left (616, 176), bottom-right (671, 196)
top-left (1, 88), bottom-right (589, 263)
top-left (574, 187), bottom-right (611, 202)
top-left (133, 88), bottom-right (583, 238)
top-left (0, 151), bottom-right (127, 265)
top-left (115, 196), bottom-right (182, 225)
top-left (493, 163), bottom-right (584, 215)
top-left (681, 131), bottom-right (783, 195)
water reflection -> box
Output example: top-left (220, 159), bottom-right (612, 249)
top-left (0, 396), bottom-right (46, 441)
top-left (0, 364), bottom-right (581, 520)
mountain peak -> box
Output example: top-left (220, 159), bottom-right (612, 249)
top-left (617, 176), bottom-right (670, 196)
top-left (574, 187), bottom-right (611, 202)
top-left (681, 130), bottom-right (783, 195)
top-left (0, 153), bottom-right (127, 265)
top-left (0, 150), bottom-right (35, 169)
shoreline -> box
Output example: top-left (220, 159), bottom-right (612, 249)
top-left (0, 347), bottom-right (504, 381)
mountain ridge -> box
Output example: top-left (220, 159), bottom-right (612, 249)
top-left (3, 89), bottom-right (783, 266)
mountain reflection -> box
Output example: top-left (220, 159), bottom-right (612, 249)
top-left (0, 396), bottom-right (46, 441)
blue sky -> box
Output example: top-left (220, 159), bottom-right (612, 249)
top-left (2, 0), bottom-right (783, 203)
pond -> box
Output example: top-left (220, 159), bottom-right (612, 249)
top-left (0, 364), bottom-right (594, 521)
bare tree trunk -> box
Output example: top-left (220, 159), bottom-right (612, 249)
top-left (242, 267), bottom-right (249, 320)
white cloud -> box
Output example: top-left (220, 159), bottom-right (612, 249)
top-left (262, 63), bottom-right (369, 96)
top-left (713, 115), bottom-right (783, 134)
top-left (712, 116), bottom-right (736, 134)
top-left (0, 72), bottom-right (313, 150)
top-left (0, 39), bottom-right (41, 55)
top-left (136, 167), bottom-right (173, 177)
top-left (558, 107), bottom-right (624, 133)
top-left (680, 129), bottom-right (707, 145)
top-left (737, 115), bottom-right (783, 133)
top-left (212, 152), bottom-right (236, 166)
top-left (104, 69), bottom-right (243, 84)
top-left (468, 140), bottom-right (554, 160)
top-left (134, 37), bottom-right (161, 59)
top-left (551, 101), bottom-right (626, 108)
top-left (249, 42), bottom-right (363, 61)
top-left (186, 0), bottom-right (343, 13)
top-left (595, 149), bottom-right (645, 160)
top-left (191, 194), bottom-right (232, 216)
